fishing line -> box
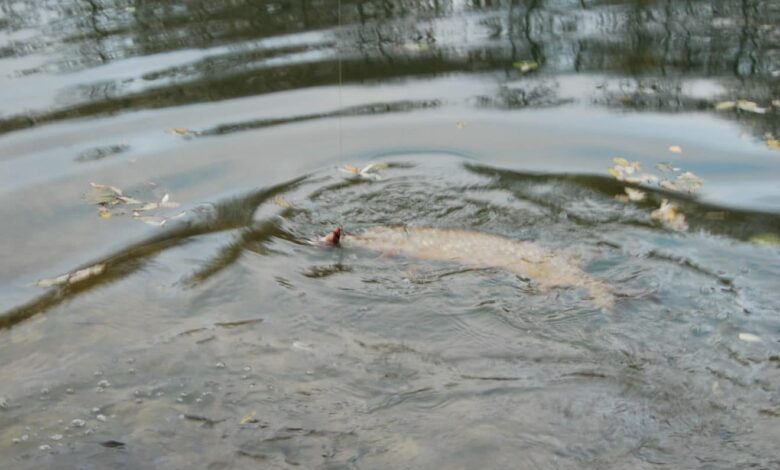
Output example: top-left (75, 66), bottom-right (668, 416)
top-left (337, 0), bottom-right (343, 160)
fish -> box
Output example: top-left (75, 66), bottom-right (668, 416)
top-left (321, 226), bottom-right (614, 310)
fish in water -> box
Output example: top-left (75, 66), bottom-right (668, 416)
top-left (321, 226), bottom-right (614, 310)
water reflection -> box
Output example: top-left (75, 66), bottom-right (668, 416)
top-left (0, 0), bottom-right (778, 138)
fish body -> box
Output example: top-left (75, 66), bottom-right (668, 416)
top-left (341, 226), bottom-right (613, 309)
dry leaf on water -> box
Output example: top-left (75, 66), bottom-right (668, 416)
top-left (651, 199), bottom-right (688, 231)
top-left (273, 195), bottom-right (292, 209)
top-left (714, 101), bottom-right (736, 111)
top-left (36, 263), bottom-right (106, 288)
top-left (624, 187), bottom-right (646, 201)
top-left (668, 145), bottom-right (682, 154)
top-left (239, 411), bottom-right (258, 425)
top-left (735, 100), bottom-right (767, 114)
top-left (512, 60), bottom-right (538, 73)
top-left (340, 162), bottom-right (388, 180)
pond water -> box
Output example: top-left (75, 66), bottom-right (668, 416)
top-left (1, 0), bottom-right (779, 468)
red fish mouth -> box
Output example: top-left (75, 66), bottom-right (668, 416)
top-left (320, 227), bottom-right (342, 246)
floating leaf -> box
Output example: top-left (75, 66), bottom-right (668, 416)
top-left (340, 162), bottom-right (387, 180)
top-left (624, 187), bottom-right (646, 202)
top-left (166, 127), bottom-right (189, 136)
top-left (117, 196), bottom-right (142, 204)
top-left (668, 145), bottom-right (682, 154)
top-left (637, 173), bottom-right (659, 184)
top-left (137, 202), bottom-right (159, 212)
top-left (36, 274), bottom-right (70, 288)
top-left (607, 167), bottom-right (624, 181)
top-left (340, 164), bottom-right (360, 175)
top-left (68, 264), bottom-right (106, 284)
top-left (97, 207), bottom-right (113, 219)
top-left (651, 199), bottom-right (687, 231)
top-left (273, 195), bottom-right (292, 209)
top-left (676, 171), bottom-right (703, 193)
top-left (659, 180), bottom-right (681, 192)
top-left (736, 100), bottom-right (766, 114)
top-left (613, 157), bottom-right (630, 167)
top-left (239, 411), bottom-right (258, 425)
top-left (766, 139), bottom-right (780, 150)
top-left (748, 233), bottom-right (780, 246)
top-left (715, 101), bottom-right (736, 111)
top-left (153, 193), bottom-right (181, 209)
top-left (738, 332), bottom-right (762, 343)
top-left (512, 60), bottom-right (538, 73)
top-left (86, 187), bottom-right (119, 205)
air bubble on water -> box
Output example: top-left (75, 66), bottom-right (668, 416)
top-left (96, 414), bottom-right (107, 422)
top-left (50, 434), bottom-right (63, 441)
top-left (39, 444), bottom-right (52, 451)
top-left (97, 380), bottom-right (111, 388)
top-left (71, 419), bottom-right (86, 428)
top-left (91, 407), bottom-right (100, 413)
top-left (66, 388), bottom-right (74, 394)
top-left (215, 362), bottom-right (225, 369)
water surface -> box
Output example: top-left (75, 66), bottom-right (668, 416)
top-left (1, 1), bottom-right (779, 468)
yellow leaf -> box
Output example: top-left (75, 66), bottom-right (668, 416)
top-left (607, 167), bottom-right (624, 181)
top-left (68, 264), bottom-right (106, 284)
top-left (749, 233), bottom-right (780, 246)
top-left (625, 187), bottom-right (646, 202)
top-left (668, 145), bottom-right (682, 154)
top-left (36, 274), bottom-right (70, 288)
top-left (340, 165), bottom-right (360, 175)
top-left (612, 157), bottom-right (630, 167)
top-left (736, 100), bottom-right (766, 114)
top-left (273, 195), bottom-right (292, 209)
top-left (239, 411), bottom-right (257, 425)
top-left (766, 139), bottom-right (780, 150)
top-left (97, 207), bottom-right (112, 219)
top-left (512, 60), bottom-right (538, 73)
top-left (651, 199), bottom-right (687, 231)
top-left (714, 101), bottom-right (735, 111)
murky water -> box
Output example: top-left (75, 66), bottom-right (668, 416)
top-left (1, 1), bottom-right (780, 468)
